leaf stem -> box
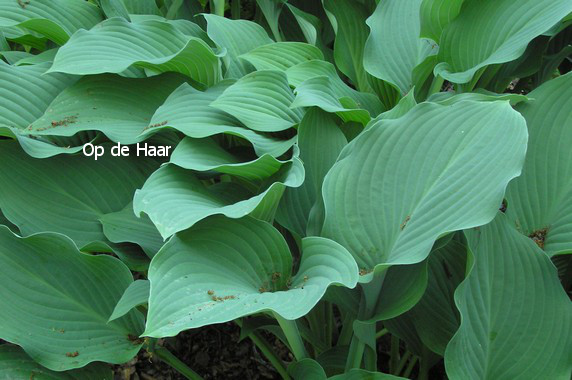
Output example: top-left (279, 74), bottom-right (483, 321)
top-left (427, 75), bottom-right (445, 97)
top-left (274, 313), bottom-right (308, 361)
top-left (154, 347), bottom-right (203, 380)
top-left (402, 356), bottom-right (418, 378)
top-left (231, 0), bottom-right (240, 19)
top-left (375, 328), bottom-right (388, 340)
top-left (211, 0), bottom-right (225, 16)
top-left (389, 335), bottom-right (400, 374)
top-left (247, 329), bottom-right (291, 380)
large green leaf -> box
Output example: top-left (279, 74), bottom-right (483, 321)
top-left (170, 137), bottom-right (286, 181)
top-left (26, 73), bottom-right (184, 144)
top-left (322, 101), bottom-right (527, 271)
top-left (101, 203), bottom-right (163, 257)
top-left (285, 60), bottom-right (383, 117)
top-left (0, 141), bottom-right (156, 248)
top-left (291, 76), bottom-right (372, 125)
top-left (240, 41), bottom-right (324, 71)
top-left (133, 157), bottom-right (304, 239)
top-left (48, 18), bottom-right (222, 87)
top-left (211, 70), bottom-right (304, 132)
top-left (505, 72), bottom-right (572, 256)
top-left (0, 61), bottom-right (76, 129)
top-left (203, 14), bottom-right (273, 78)
top-left (364, 0), bottom-right (438, 95)
top-left (276, 108), bottom-right (347, 237)
top-left (419, 0), bottom-right (464, 42)
top-left (407, 239), bottom-right (467, 355)
top-left (321, 0), bottom-right (371, 92)
top-left (445, 214), bottom-right (572, 379)
top-left (143, 80), bottom-right (295, 157)
top-left (0, 227), bottom-right (144, 371)
top-left (0, 344), bottom-right (112, 380)
top-left (109, 280), bottom-right (150, 322)
top-left (143, 216), bottom-right (358, 337)
top-left (435, 0), bottom-right (572, 84)
top-left (0, 0), bottom-right (102, 45)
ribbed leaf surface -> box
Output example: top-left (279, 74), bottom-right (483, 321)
top-left (435, 0), bottom-right (572, 83)
top-left (49, 18), bottom-right (222, 86)
top-left (0, 345), bottom-right (112, 380)
top-left (0, 141), bottom-right (156, 248)
top-left (322, 101), bottom-right (527, 270)
top-left (211, 70), bottom-right (303, 132)
top-left (0, 227), bottom-right (144, 371)
top-left (109, 280), bottom-right (150, 322)
top-left (446, 215), bottom-right (572, 379)
top-left (0, 0), bottom-right (102, 45)
top-left (144, 81), bottom-right (295, 157)
top-left (505, 72), bottom-right (572, 255)
top-left (144, 216), bottom-right (358, 337)
top-left (240, 42), bottom-right (324, 71)
top-left (134, 158), bottom-right (304, 239)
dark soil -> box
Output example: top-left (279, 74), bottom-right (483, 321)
top-left (113, 322), bottom-right (288, 380)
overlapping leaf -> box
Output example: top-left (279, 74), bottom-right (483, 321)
top-left (0, 141), bottom-right (156, 248)
top-left (26, 73), bottom-right (184, 144)
top-left (505, 72), bottom-right (572, 255)
top-left (133, 157), bottom-right (304, 239)
top-left (144, 216), bottom-right (358, 337)
top-left (0, 0), bottom-right (102, 45)
top-left (446, 214), bottom-right (572, 379)
top-left (49, 18), bottom-right (222, 86)
top-left (143, 80), bottom-right (296, 157)
top-left (322, 101), bottom-right (527, 271)
top-left (0, 227), bottom-right (144, 371)
top-left (435, 0), bottom-right (572, 84)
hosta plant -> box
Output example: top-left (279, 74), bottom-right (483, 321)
top-left (1, 0), bottom-right (571, 379)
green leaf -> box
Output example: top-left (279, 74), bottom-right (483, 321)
top-left (101, 203), bottom-right (163, 257)
top-left (109, 280), bottom-right (150, 322)
top-left (256, 0), bottom-right (286, 42)
top-left (100, 0), bottom-right (131, 21)
top-left (427, 89), bottom-right (529, 107)
top-left (286, 60), bottom-right (384, 117)
top-left (133, 157), bottom-right (304, 239)
top-left (49, 18), bottom-right (222, 87)
top-left (0, 0), bottom-right (102, 45)
top-left (291, 76), bottom-right (372, 125)
top-left (329, 369), bottom-right (407, 380)
top-left (0, 61), bottom-right (76, 129)
top-left (322, 100), bottom-right (528, 271)
top-left (211, 70), bottom-right (303, 132)
top-left (364, 0), bottom-right (438, 95)
top-left (445, 214), bottom-right (572, 379)
top-left (0, 344), bottom-right (113, 380)
top-left (170, 137), bottom-right (286, 181)
top-left (419, 0), bottom-right (464, 42)
top-left (435, 0), bottom-right (572, 84)
top-left (0, 227), bottom-right (144, 371)
top-left (203, 14), bottom-right (273, 78)
top-left (26, 73), bottom-right (184, 144)
top-left (143, 216), bottom-right (358, 337)
top-left (240, 42), bottom-right (324, 71)
top-left (0, 141), bottom-right (157, 248)
top-left (276, 108), bottom-right (347, 237)
top-left (289, 358), bottom-right (327, 380)
top-left (321, 0), bottom-right (371, 92)
top-left (505, 72), bottom-right (572, 256)
top-left (143, 81), bottom-right (296, 157)
top-left (408, 239), bottom-right (467, 355)
top-left (122, 0), bottom-right (162, 15)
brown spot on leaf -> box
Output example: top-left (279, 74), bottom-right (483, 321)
top-left (529, 227), bottom-right (549, 249)
top-left (400, 215), bottom-right (411, 230)
top-left (65, 351), bottom-right (79, 358)
top-left (207, 290), bottom-right (215, 296)
top-left (127, 334), bottom-right (144, 345)
top-left (359, 268), bottom-right (373, 276)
